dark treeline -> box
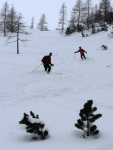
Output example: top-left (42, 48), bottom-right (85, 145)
top-left (58, 0), bottom-right (113, 35)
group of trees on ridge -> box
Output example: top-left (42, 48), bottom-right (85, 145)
top-left (0, 0), bottom-right (113, 34)
top-left (0, 1), bottom-right (48, 35)
top-left (0, 0), bottom-right (113, 54)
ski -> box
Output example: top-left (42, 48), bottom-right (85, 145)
top-left (56, 73), bottom-right (62, 75)
top-left (52, 72), bottom-right (62, 75)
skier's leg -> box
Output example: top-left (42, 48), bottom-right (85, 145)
top-left (84, 54), bottom-right (86, 59)
top-left (82, 54), bottom-right (86, 59)
top-left (83, 54), bottom-right (86, 59)
top-left (43, 63), bottom-right (47, 71)
top-left (47, 65), bottom-right (51, 73)
top-left (81, 54), bottom-right (83, 59)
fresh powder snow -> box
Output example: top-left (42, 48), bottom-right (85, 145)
top-left (0, 27), bottom-right (113, 150)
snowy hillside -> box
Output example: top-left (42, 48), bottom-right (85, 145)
top-left (0, 27), bottom-right (113, 150)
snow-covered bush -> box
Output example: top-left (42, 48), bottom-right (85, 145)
top-left (101, 45), bottom-right (108, 50)
top-left (108, 31), bottom-right (113, 38)
top-left (19, 111), bottom-right (49, 140)
top-left (75, 100), bottom-right (102, 138)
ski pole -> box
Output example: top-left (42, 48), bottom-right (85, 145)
top-left (74, 53), bottom-right (75, 59)
top-left (86, 53), bottom-right (88, 58)
top-left (29, 63), bottom-right (42, 74)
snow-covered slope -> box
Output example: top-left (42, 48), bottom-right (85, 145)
top-left (0, 27), bottom-right (113, 150)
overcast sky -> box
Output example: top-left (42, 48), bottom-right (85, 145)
top-left (0, 0), bottom-right (112, 30)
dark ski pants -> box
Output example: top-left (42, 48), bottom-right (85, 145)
top-left (43, 63), bottom-right (51, 73)
top-left (81, 54), bottom-right (86, 59)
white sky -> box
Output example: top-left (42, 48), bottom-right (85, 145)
top-left (0, 0), bottom-right (112, 29)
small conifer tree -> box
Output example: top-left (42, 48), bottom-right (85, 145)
top-left (101, 45), bottom-right (108, 50)
top-left (19, 111), bottom-right (49, 140)
top-left (75, 100), bottom-right (102, 138)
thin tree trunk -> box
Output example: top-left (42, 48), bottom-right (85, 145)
top-left (4, 19), bottom-right (6, 37)
top-left (17, 23), bottom-right (19, 54)
top-left (87, 0), bottom-right (90, 29)
top-left (78, 0), bottom-right (80, 27)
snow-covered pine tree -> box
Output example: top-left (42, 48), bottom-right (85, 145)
top-left (75, 100), bottom-right (102, 138)
top-left (69, 0), bottom-right (83, 27)
top-left (30, 17), bottom-right (35, 29)
top-left (0, 1), bottom-right (10, 36)
top-left (101, 45), bottom-right (108, 50)
top-left (19, 111), bottom-right (49, 140)
top-left (6, 5), bottom-right (18, 33)
top-left (36, 13), bottom-right (48, 31)
top-left (99, 0), bottom-right (111, 22)
top-left (7, 13), bottom-right (28, 54)
top-left (82, 0), bottom-right (93, 29)
top-left (58, 3), bottom-right (67, 31)
top-left (66, 0), bottom-right (84, 35)
top-left (71, 0), bottom-right (84, 31)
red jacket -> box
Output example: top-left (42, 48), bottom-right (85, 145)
top-left (42, 55), bottom-right (52, 65)
top-left (75, 49), bottom-right (87, 54)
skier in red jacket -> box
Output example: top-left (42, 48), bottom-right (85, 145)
top-left (41, 53), bottom-right (54, 73)
top-left (74, 47), bottom-right (87, 59)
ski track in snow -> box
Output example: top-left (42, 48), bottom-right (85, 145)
top-left (1, 62), bottom-right (113, 111)
top-left (0, 50), bottom-right (113, 110)
top-left (92, 141), bottom-right (113, 150)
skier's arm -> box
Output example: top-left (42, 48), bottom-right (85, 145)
top-left (83, 49), bottom-right (87, 53)
top-left (41, 57), bottom-right (44, 62)
top-left (74, 50), bottom-right (79, 53)
top-left (49, 58), bottom-right (54, 66)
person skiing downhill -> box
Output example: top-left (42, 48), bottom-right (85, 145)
top-left (41, 53), bottom-right (54, 73)
top-left (74, 46), bottom-right (87, 59)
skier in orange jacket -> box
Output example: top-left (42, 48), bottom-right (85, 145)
top-left (74, 47), bottom-right (87, 59)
